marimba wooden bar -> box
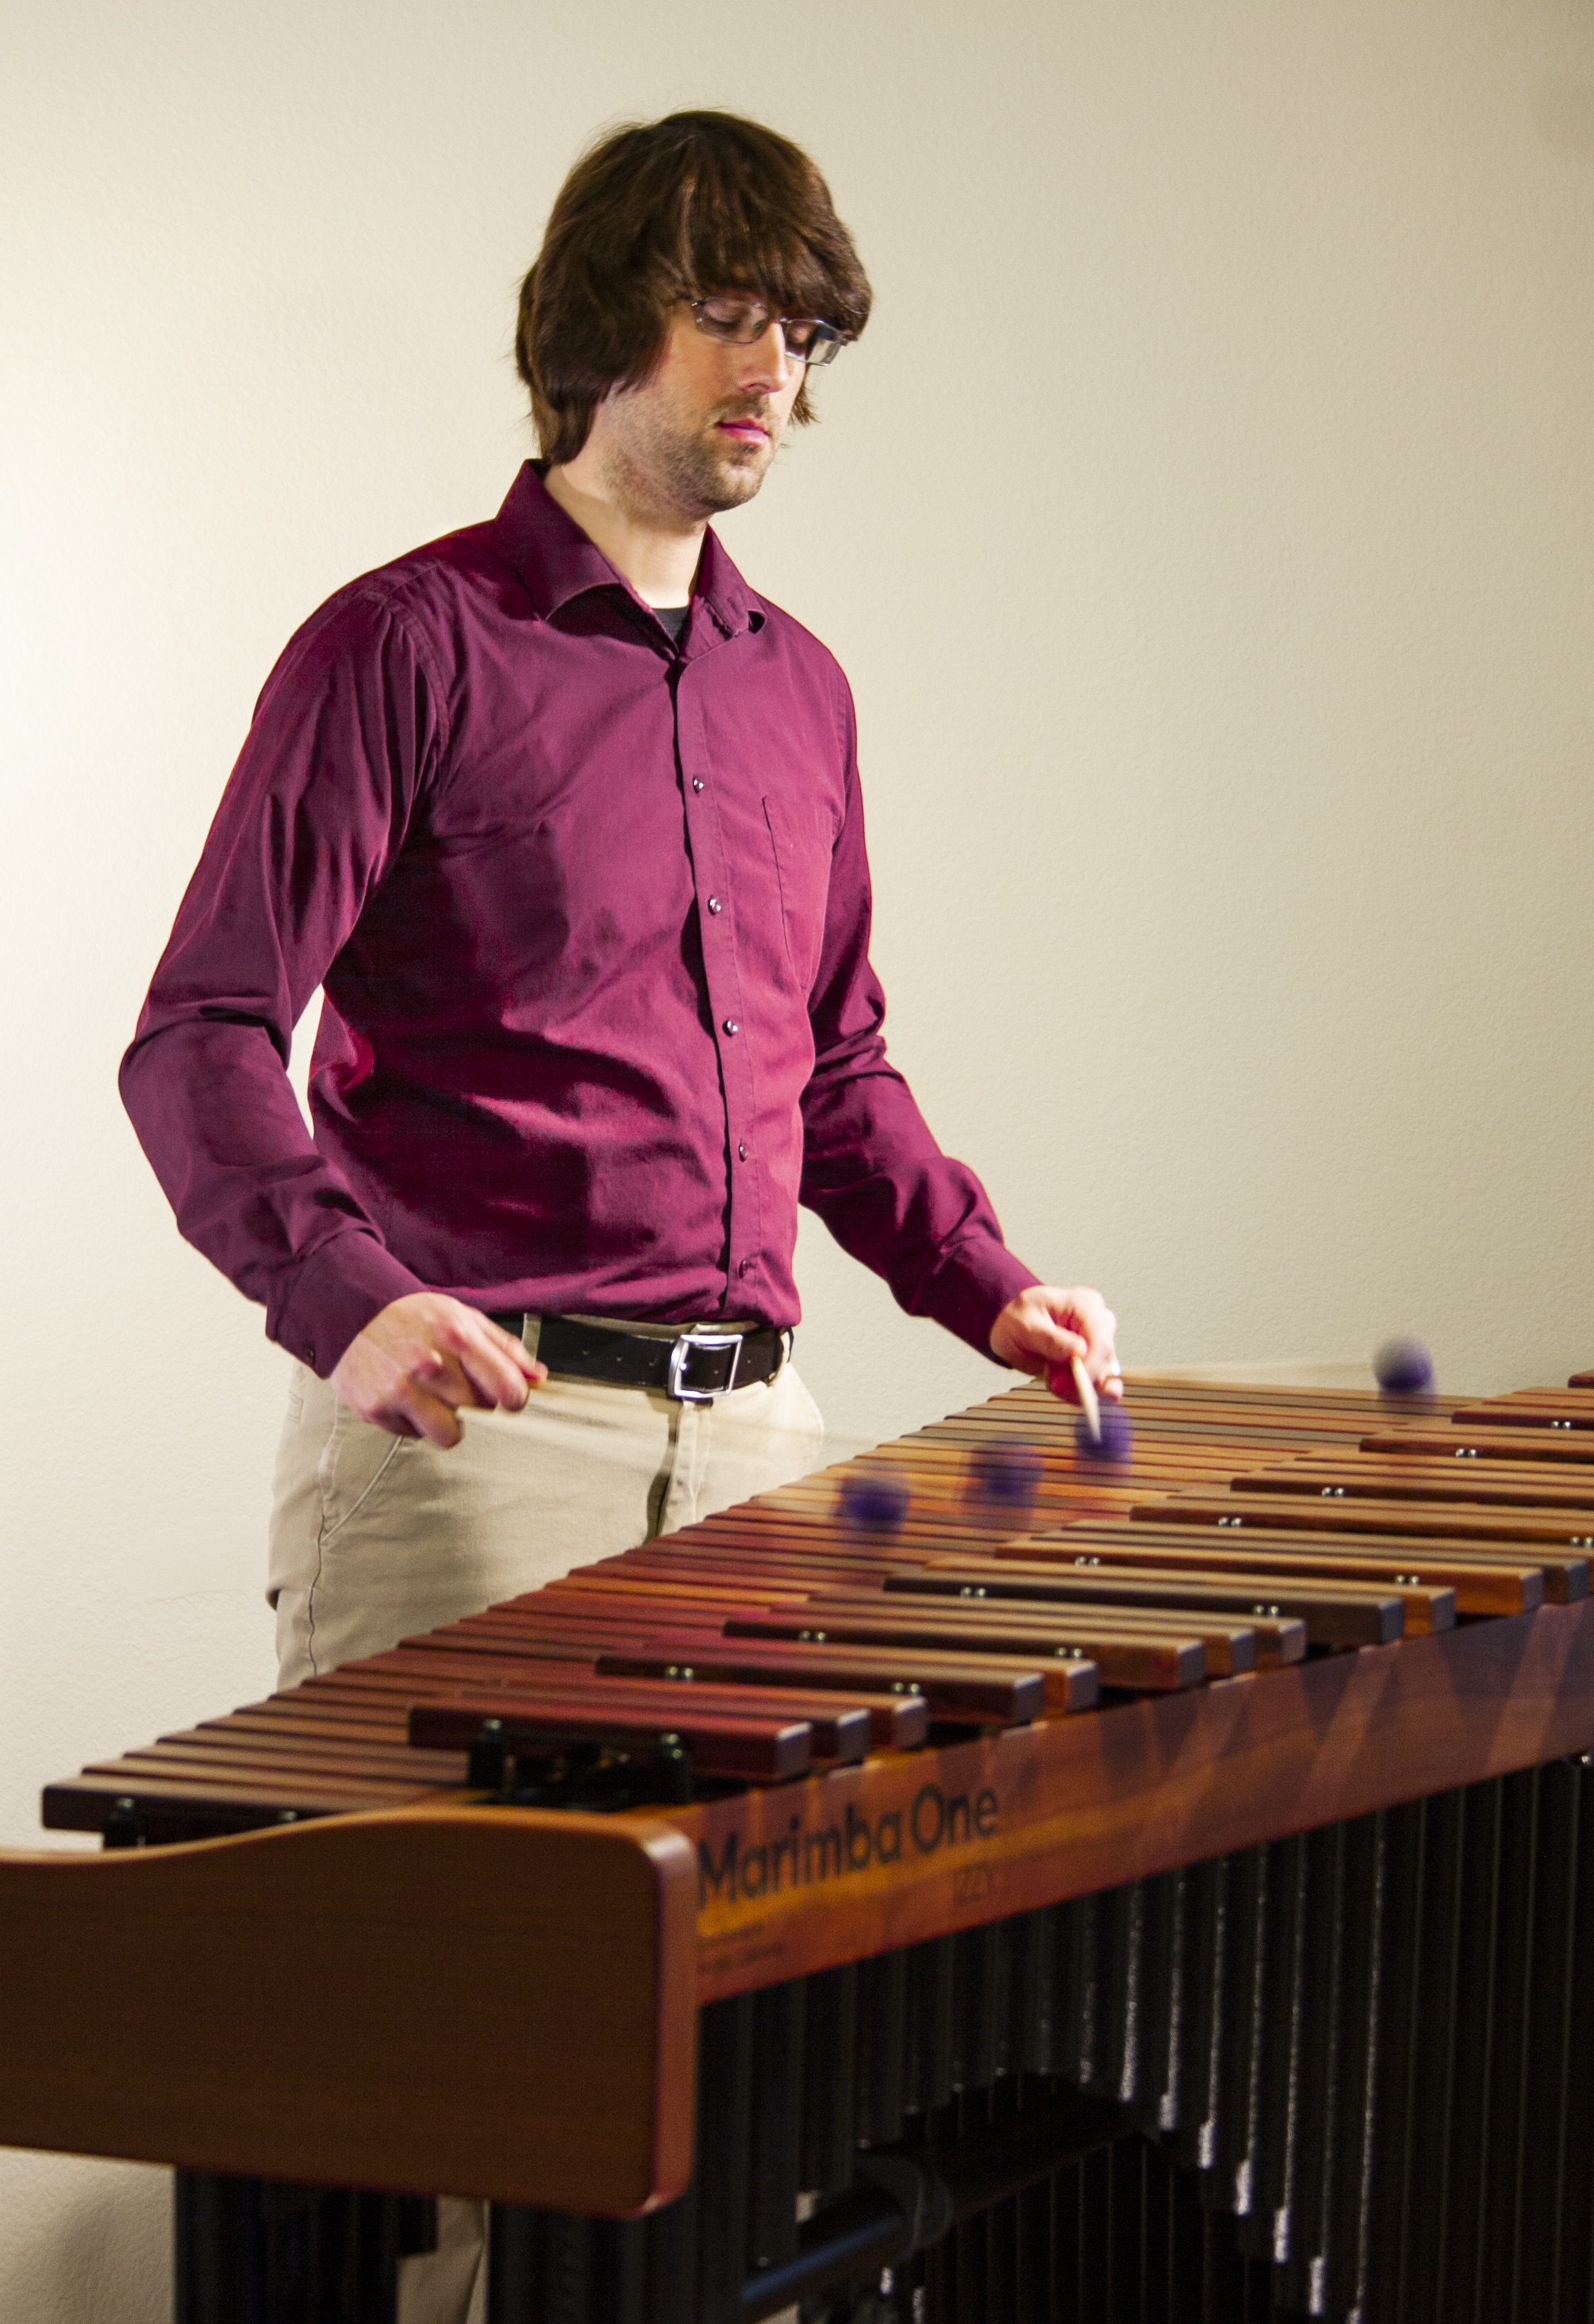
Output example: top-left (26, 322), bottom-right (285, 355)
top-left (6, 1359), bottom-right (1594, 2323)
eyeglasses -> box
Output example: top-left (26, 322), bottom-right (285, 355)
top-left (686, 295), bottom-right (848, 368)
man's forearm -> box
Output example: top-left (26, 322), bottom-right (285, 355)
top-left (798, 1055), bottom-right (1039, 1359)
top-left (120, 1016), bottom-right (424, 1373)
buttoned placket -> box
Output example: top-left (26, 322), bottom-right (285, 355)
top-left (670, 643), bottom-right (763, 1309)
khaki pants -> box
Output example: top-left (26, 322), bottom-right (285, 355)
top-left (266, 1323), bottom-right (825, 2322)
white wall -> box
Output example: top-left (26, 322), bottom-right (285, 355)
top-left (3, 2), bottom-right (1592, 2313)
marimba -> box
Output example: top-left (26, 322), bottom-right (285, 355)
top-left (7, 1365), bottom-right (1594, 2324)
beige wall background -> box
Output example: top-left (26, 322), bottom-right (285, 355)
top-left (3, 0), bottom-right (1592, 2312)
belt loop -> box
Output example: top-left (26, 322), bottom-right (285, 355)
top-left (522, 1315), bottom-right (543, 1365)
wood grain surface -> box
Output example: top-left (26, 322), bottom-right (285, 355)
top-left (0, 1806), bottom-right (697, 2214)
top-left (680, 1593), bottom-right (1594, 2003)
top-left (15, 1367), bottom-right (1594, 2214)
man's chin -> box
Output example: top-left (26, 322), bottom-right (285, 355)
top-left (699, 440), bottom-right (773, 511)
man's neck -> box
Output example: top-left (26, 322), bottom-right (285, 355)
top-left (543, 459), bottom-right (701, 609)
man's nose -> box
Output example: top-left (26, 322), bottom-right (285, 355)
top-left (735, 319), bottom-right (799, 394)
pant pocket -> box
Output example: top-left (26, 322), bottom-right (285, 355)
top-left (317, 1402), bottom-right (409, 1538)
top-left (785, 1364), bottom-right (825, 1447)
top-left (765, 1362), bottom-right (824, 1465)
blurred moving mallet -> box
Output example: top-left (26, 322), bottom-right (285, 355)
top-left (1047, 1350), bottom-right (1134, 1463)
top-left (838, 1467), bottom-right (912, 1533)
top-left (1375, 1338), bottom-right (1435, 1396)
top-left (1073, 1354), bottom-right (1103, 1446)
top-left (965, 1439), bottom-right (1044, 1520)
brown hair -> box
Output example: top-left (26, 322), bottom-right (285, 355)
top-left (517, 111), bottom-right (873, 465)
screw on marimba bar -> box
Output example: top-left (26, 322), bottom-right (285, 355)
top-left (467, 1718), bottom-right (511, 1793)
top-left (102, 1797), bottom-right (143, 1850)
top-left (655, 1734), bottom-right (694, 1805)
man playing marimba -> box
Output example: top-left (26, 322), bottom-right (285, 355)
top-left (121, 108), bottom-right (1120, 2316)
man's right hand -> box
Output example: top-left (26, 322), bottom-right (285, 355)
top-left (328, 1293), bottom-right (547, 1446)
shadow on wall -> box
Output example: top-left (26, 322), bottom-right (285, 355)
top-left (0, 2152), bottom-right (169, 2324)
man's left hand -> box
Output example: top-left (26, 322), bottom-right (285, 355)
top-left (989, 1285), bottom-right (1122, 1402)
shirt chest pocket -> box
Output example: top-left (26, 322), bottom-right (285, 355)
top-left (762, 792), bottom-right (832, 993)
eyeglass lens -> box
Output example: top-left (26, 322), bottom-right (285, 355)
top-left (692, 298), bottom-right (843, 367)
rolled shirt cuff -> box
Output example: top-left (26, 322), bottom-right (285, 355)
top-left (271, 1234), bottom-right (430, 1377)
top-left (912, 1237), bottom-right (1043, 1365)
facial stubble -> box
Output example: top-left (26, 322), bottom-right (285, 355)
top-left (608, 393), bottom-right (781, 524)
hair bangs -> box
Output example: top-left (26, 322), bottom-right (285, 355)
top-left (518, 109), bottom-right (872, 464)
top-left (665, 138), bottom-right (870, 334)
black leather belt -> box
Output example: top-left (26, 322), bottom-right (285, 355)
top-left (490, 1313), bottom-right (789, 1402)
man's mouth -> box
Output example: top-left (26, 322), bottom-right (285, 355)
top-left (716, 415), bottom-right (770, 444)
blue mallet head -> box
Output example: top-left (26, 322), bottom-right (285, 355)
top-left (1075, 1403), bottom-right (1134, 1465)
top-left (1374, 1339), bottom-right (1435, 1396)
top-left (966, 1441), bottom-right (1044, 1512)
top-left (838, 1469), bottom-right (911, 1532)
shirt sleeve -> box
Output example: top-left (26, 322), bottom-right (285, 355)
top-left (118, 586), bottom-right (440, 1375)
top-left (797, 680), bottom-right (1040, 1360)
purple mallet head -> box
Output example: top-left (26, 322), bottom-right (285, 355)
top-left (1374, 1339), bottom-right (1435, 1396)
top-left (966, 1441), bottom-right (1044, 1511)
top-left (839, 1469), bottom-right (911, 1532)
top-left (1075, 1404), bottom-right (1134, 1465)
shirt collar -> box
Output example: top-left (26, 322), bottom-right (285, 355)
top-left (494, 461), bottom-right (765, 643)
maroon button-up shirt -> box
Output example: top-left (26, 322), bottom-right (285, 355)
top-left (121, 465), bottom-right (1038, 1376)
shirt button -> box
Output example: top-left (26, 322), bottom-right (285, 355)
top-left (706, 896), bottom-right (723, 914)
top-left (737, 1142), bottom-right (748, 1160)
top-left (724, 1018), bottom-right (740, 1035)
top-left (738, 1258), bottom-right (755, 1279)
top-left (692, 778), bottom-right (705, 792)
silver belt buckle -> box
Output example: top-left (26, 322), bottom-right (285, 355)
top-left (666, 1327), bottom-right (743, 1403)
